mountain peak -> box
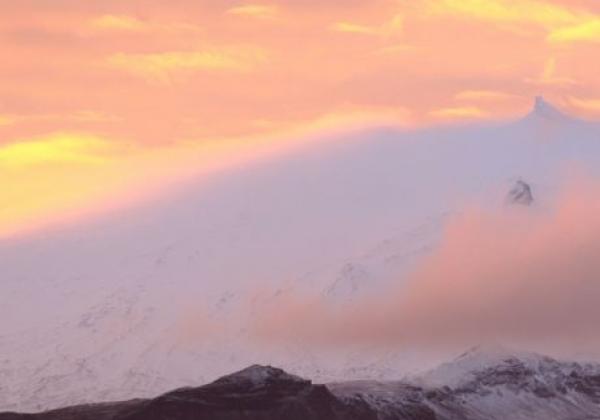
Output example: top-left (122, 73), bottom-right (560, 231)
top-left (418, 344), bottom-right (545, 387)
top-left (211, 365), bottom-right (310, 389)
top-left (529, 95), bottom-right (567, 121)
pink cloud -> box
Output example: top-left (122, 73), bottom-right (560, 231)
top-left (253, 176), bottom-right (600, 355)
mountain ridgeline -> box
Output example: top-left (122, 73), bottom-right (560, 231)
top-left (3, 348), bottom-right (600, 420)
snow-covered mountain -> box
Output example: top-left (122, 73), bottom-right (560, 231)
top-left (1, 97), bottom-right (600, 411)
top-left (4, 348), bottom-right (600, 420)
top-left (333, 346), bottom-right (600, 420)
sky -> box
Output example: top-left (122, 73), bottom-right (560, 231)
top-left (2, 0), bottom-right (600, 237)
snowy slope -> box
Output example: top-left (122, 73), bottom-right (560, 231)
top-left (1, 98), bottom-right (600, 411)
top-left (5, 349), bottom-right (600, 420)
top-left (331, 346), bottom-right (600, 420)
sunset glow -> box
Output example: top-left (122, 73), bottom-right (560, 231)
top-left (2, 0), bottom-right (600, 237)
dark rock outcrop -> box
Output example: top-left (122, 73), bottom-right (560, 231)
top-left (0, 366), bottom-right (380, 420)
top-left (507, 179), bottom-right (533, 205)
top-left (112, 365), bottom-right (360, 420)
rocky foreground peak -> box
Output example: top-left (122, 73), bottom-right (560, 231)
top-left (209, 364), bottom-right (310, 391)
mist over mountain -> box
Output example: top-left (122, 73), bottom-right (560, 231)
top-left (2, 98), bottom-right (600, 412)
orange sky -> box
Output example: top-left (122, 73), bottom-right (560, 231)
top-left (2, 0), bottom-right (600, 238)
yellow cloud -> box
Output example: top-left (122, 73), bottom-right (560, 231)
top-left (425, 0), bottom-right (581, 27)
top-left (106, 47), bottom-right (267, 83)
top-left (455, 90), bottom-right (517, 101)
top-left (525, 57), bottom-right (578, 87)
top-left (91, 14), bottom-right (146, 31)
top-left (226, 4), bottom-right (279, 20)
top-left (430, 106), bottom-right (489, 119)
top-left (549, 18), bottom-right (600, 43)
top-left (0, 115), bottom-right (17, 126)
top-left (332, 22), bottom-right (379, 35)
top-left (89, 14), bottom-right (203, 36)
top-left (332, 14), bottom-right (403, 37)
top-left (0, 133), bottom-right (119, 169)
top-left (567, 96), bottom-right (600, 114)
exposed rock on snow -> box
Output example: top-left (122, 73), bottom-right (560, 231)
top-left (335, 347), bottom-right (600, 420)
top-left (506, 180), bottom-right (534, 205)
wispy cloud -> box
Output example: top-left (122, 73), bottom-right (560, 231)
top-left (331, 21), bottom-right (380, 36)
top-left (331, 15), bottom-right (403, 37)
top-left (454, 90), bottom-right (518, 102)
top-left (567, 96), bottom-right (600, 114)
top-left (424, 0), bottom-right (580, 27)
top-left (106, 46), bottom-right (267, 83)
top-left (0, 133), bottom-right (119, 168)
top-left (424, 0), bottom-right (600, 46)
top-left (226, 4), bottom-right (279, 20)
top-left (549, 18), bottom-right (600, 43)
top-left (525, 57), bottom-right (578, 87)
top-left (0, 115), bottom-right (17, 127)
top-left (430, 106), bottom-right (489, 119)
top-left (87, 14), bottom-right (203, 37)
top-left (90, 14), bottom-right (146, 31)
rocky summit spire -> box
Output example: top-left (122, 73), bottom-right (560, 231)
top-left (530, 96), bottom-right (567, 121)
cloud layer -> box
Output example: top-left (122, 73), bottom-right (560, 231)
top-left (253, 177), bottom-right (600, 355)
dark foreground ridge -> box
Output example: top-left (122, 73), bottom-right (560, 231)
top-left (3, 350), bottom-right (600, 420)
top-left (0, 365), bottom-right (386, 420)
